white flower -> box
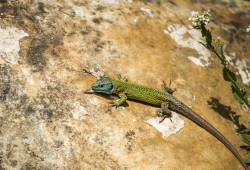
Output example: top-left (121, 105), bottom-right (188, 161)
top-left (246, 26), bottom-right (250, 33)
top-left (189, 10), bottom-right (211, 27)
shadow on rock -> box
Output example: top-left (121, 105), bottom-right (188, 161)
top-left (207, 97), bottom-right (246, 132)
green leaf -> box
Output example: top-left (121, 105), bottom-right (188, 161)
top-left (242, 134), bottom-right (250, 145)
top-left (233, 92), bottom-right (245, 104)
top-left (223, 67), bottom-right (237, 82)
top-left (244, 155), bottom-right (250, 164)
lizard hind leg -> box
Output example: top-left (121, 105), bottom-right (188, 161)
top-left (156, 102), bottom-right (173, 123)
top-left (162, 80), bottom-right (176, 95)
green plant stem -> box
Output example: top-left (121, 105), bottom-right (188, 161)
top-left (200, 26), bottom-right (249, 108)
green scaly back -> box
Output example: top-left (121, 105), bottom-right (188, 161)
top-left (111, 78), bottom-right (167, 106)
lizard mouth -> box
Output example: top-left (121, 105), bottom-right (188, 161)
top-left (84, 88), bottom-right (94, 94)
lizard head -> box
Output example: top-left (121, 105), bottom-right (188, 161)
top-left (90, 77), bottom-right (114, 94)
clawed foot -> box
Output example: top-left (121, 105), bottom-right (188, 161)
top-left (109, 99), bottom-right (127, 108)
top-left (108, 100), bottom-right (120, 108)
top-left (156, 109), bottom-right (173, 123)
top-left (117, 74), bottom-right (128, 82)
top-left (162, 80), bottom-right (176, 95)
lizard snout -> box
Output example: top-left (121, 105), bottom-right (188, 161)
top-left (84, 88), bottom-right (94, 94)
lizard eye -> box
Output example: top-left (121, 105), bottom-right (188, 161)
top-left (100, 84), bottom-right (104, 87)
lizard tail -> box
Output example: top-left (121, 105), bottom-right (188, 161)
top-left (169, 99), bottom-right (248, 170)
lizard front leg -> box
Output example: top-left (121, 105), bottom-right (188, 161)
top-left (156, 102), bottom-right (172, 123)
top-left (111, 92), bottom-right (127, 107)
top-left (162, 80), bottom-right (176, 94)
top-left (117, 74), bottom-right (128, 82)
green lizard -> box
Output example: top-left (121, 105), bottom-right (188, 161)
top-left (85, 76), bottom-right (248, 170)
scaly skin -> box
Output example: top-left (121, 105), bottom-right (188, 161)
top-left (88, 77), bottom-right (248, 170)
top-left (112, 79), bottom-right (167, 106)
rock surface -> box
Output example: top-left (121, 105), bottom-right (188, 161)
top-left (0, 0), bottom-right (250, 169)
